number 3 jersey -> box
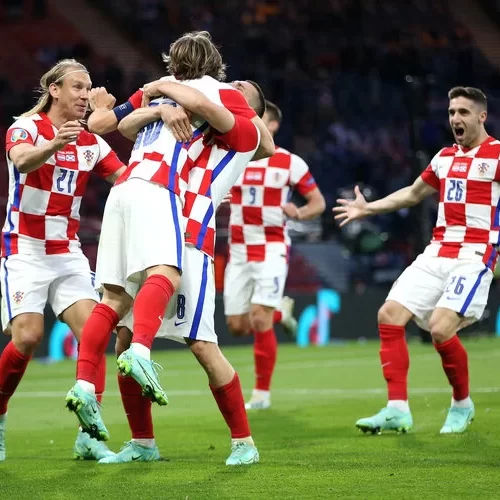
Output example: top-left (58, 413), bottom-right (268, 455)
top-left (228, 146), bottom-right (318, 263)
top-left (1, 113), bottom-right (124, 257)
top-left (420, 136), bottom-right (500, 270)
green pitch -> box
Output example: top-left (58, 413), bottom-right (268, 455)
top-left (1, 338), bottom-right (499, 499)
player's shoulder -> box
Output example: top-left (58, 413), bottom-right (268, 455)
top-left (478, 136), bottom-right (500, 154)
top-left (435, 145), bottom-right (458, 158)
top-left (9, 113), bottom-right (42, 131)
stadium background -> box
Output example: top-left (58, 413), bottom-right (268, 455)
top-left (2, 0), bottom-right (500, 356)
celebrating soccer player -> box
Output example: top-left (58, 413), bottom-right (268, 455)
top-left (333, 87), bottom-right (495, 435)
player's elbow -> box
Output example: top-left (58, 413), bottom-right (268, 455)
top-left (315, 194), bottom-right (326, 215)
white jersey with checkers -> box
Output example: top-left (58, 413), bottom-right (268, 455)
top-left (1, 113), bottom-right (124, 257)
top-left (228, 146), bottom-right (318, 263)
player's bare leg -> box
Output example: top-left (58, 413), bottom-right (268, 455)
top-left (62, 300), bottom-right (115, 459)
top-left (0, 313), bottom-right (43, 461)
top-left (356, 301), bottom-right (414, 434)
top-left (188, 339), bottom-right (259, 466)
top-left (429, 308), bottom-right (474, 434)
top-left (117, 265), bottom-right (180, 406)
top-left (67, 287), bottom-right (131, 441)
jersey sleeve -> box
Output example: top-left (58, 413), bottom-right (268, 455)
top-left (289, 154), bottom-right (318, 195)
top-left (420, 149), bottom-right (442, 190)
top-left (216, 115), bottom-right (260, 153)
top-left (5, 117), bottom-right (38, 153)
top-left (93, 134), bottom-right (125, 179)
top-left (112, 89), bottom-right (143, 121)
top-left (219, 89), bottom-right (257, 119)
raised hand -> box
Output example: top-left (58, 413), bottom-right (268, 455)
top-left (89, 87), bottom-right (116, 111)
top-left (332, 185), bottom-right (369, 227)
top-left (53, 121), bottom-right (84, 149)
top-left (159, 105), bottom-right (192, 143)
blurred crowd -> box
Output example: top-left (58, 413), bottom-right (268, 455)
top-left (1, 0), bottom-right (500, 288)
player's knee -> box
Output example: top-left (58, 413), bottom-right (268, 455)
top-left (11, 319), bottom-right (44, 354)
top-left (226, 317), bottom-right (249, 336)
top-left (377, 301), bottom-right (409, 326)
top-left (429, 320), bottom-right (454, 344)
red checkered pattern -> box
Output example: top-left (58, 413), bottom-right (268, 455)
top-left (228, 146), bottom-right (317, 262)
top-left (1, 113), bottom-right (123, 256)
top-left (420, 136), bottom-right (500, 270)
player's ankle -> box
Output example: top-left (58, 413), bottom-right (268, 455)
top-left (232, 436), bottom-right (254, 446)
top-left (77, 380), bottom-right (96, 394)
top-left (387, 400), bottom-right (410, 413)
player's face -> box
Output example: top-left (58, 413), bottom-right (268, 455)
top-left (55, 71), bottom-right (92, 120)
top-left (448, 96), bottom-right (486, 148)
top-left (230, 80), bottom-right (256, 108)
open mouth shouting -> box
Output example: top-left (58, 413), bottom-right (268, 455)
top-left (453, 126), bottom-right (465, 141)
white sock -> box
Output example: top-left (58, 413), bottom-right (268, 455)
top-left (452, 396), bottom-right (473, 409)
top-left (77, 380), bottom-right (95, 394)
top-left (252, 389), bottom-right (270, 401)
top-left (132, 438), bottom-right (156, 448)
top-left (130, 342), bottom-right (151, 361)
top-left (387, 400), bottom-right (410, 413)
top-left (232, 436), bottom-right (254, 446)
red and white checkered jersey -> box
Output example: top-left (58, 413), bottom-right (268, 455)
top-left (1, 113), bottom-right (124, 256)
top-left (183, 115), bottom-right (260, 259)
top-left (228, 146), bottom-right (318, 262)
top-left (420, 136), bottom-right (500, 270)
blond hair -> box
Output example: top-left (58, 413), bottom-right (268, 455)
top-left (20, 59), bottom-right (89, 118)
top-left (162, 31), bottom-right (226, 81)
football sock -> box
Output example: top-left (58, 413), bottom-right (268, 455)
top-left (253, 328), bottom-right (277, 391)
top-left (0, 342), bottom-right (31, 414)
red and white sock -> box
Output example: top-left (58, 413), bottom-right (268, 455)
top-left (76, 303), bottom-right (119, 391)
top-left (253, 328), bottom-right (277, 392)
top-left (131, 274), bottom-right (176, 359)
top-left (0, 342), bottom-right (31, 414)
top-left (434, 335), bottom-right (470, 405)
top-left (210, 373), bottom-right (253, 443)
top-left (118, 374), bottom-right (155, 446)
top-left (379, 324), bottom-right (410, 411)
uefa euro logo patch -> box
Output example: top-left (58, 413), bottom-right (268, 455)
top-left (10, 128), bottom-right (28, 142)
top-left (12, 291), bottom-right (24, 305)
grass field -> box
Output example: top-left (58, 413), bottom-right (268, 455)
top-left (1, 337), bottom-right (500, 499)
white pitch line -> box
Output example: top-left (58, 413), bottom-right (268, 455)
top-left (12, 387), bottom-right (500, 399)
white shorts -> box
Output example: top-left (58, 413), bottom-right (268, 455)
top-left (95, 179), bottom-right (185, 289)
top-left (386, 254), bottom-right (494, 331)
top-left (120, 245), bottom-right (217, 344)
top-left (0, 253), bottom-right (98, 332)
top-left (223, 255), bottom-right (288, 315)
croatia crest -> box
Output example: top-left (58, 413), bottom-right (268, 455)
top-left (477, 162), bottom-right (489, 176)
top-left (12, 291), bottom-right (24, 305)
top-left (83, 149), bottom-right (94, 166)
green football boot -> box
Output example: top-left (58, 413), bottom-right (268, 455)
top-left (73, 430), bottom-right (115, 460)
top-left (98, 441), bottom-right (160, 464)
top-left (356, 407), bottom-right (413, 435)
top-left (440, 405), bottom-right (475, 434)
top-left (225, 442), bottom-right (259, 466)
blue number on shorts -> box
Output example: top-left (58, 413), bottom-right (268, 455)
top-left (446, 179), bottom-right (464, 202)
top-left (272, 277), bottom-right (280, 294)
top-left (446, 276), bottom-right (466, 295)
top-left (249, 186), bottom-right (257, 204)
top-left (134, 120), bottom-right (163, 149)
top-left (56, 168), bottom-right (75, 193)
top-left (177, 294), bottom-right (186, 319)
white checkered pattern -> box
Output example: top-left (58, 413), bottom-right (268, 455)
top-left (1, 113), bottom-right (123, 256)
top-left (420, 136), bottom-right (500, 270)
top-left (228, 147), bottom-right (318, 262)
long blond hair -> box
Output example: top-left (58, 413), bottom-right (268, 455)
top-left (20, 59), bottom-right (89, 118)
top-left (162, 31), bottom-right (226, 81)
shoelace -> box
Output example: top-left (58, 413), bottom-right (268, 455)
top-left (231, 442), bottom-right (248, 455)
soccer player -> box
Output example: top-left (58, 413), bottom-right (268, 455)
top-left (224, 101), bottom-right (326, 410)
top-left (0, 59), bottom-right (126, 461)
top-left (333, 86), bottom-right (495, 434)
top-left (65, 31), bottom-right (271, 446)
top-left (97, 79), bottom-right (271, 465)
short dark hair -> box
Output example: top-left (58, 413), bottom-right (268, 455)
top-left (264, 100), bottom-right (282, 123)
top-left (448, 86), bottom-right (487, 109)
top-left (246, 80), bottom-right (266, 118)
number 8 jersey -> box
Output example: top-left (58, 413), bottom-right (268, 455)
top-left (420, 136), bottom-right (500, 270)
top-left (2, 113), bottom-right (124, 256)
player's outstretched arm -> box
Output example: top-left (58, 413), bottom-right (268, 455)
top-left (333, 177), bottom-right (436, 227)
top-left (9, 121), bottom-right (84, 174)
